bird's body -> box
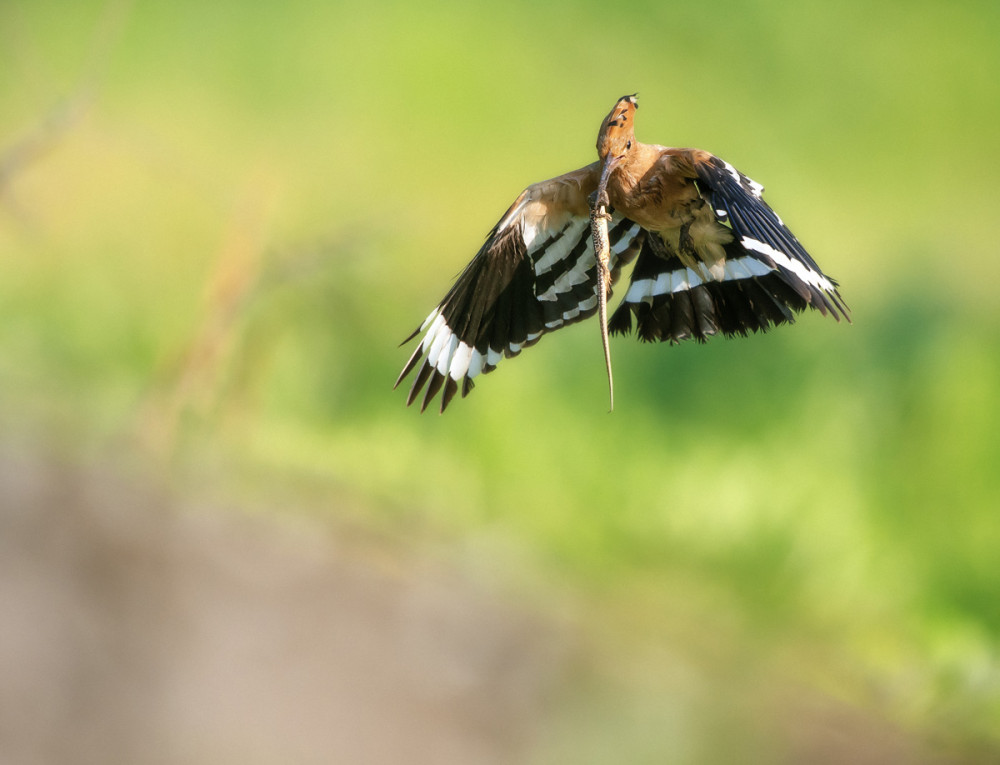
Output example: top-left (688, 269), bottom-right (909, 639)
top-left (397, 95), bottom-right (848, 412)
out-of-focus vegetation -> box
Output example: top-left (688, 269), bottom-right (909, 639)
top-left (2, 0), bottom-right (998, 760)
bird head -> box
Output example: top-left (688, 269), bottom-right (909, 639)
top-left (595, 94), bottom-right (638, 204)
top-left (596, 94), bottom-right (638, 168)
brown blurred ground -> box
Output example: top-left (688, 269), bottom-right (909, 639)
top-left (0, 444), bottom-right (970, 765)
top-left (0, 446), bottom-right (560, 765)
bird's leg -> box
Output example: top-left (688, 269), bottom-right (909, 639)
top-left (589, 185), bottom-right (615, 412)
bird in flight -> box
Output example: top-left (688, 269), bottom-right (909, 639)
top-left (396, 94), bottom-right (848, 413)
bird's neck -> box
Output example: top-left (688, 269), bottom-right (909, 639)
top-left (609, 142), bottom-right (659, 197)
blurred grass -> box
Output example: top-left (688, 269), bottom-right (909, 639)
top-left (2, 0), bottom-right (1000, 759)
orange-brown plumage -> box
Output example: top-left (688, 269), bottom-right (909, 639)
top-left (397, 94), bottom-right (848, 412)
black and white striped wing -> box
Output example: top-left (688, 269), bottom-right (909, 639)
top-left (697, 154), bottom-right (848, 319)
top-left (396, 173), bottom-right (644, 412)
top-left (610, 153), bottom-right (848, 343)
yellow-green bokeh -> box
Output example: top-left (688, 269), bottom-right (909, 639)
top-left (2, 0), bottom-right (999, 759)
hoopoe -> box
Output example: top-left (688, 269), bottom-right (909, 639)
top-left (397, 94), bottom-right (848, 413)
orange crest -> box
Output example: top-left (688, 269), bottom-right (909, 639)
top-left (596, 94), bottom-right (638, 161)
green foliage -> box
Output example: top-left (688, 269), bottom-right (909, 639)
top-left (2, 0), bottom-right (998, 757)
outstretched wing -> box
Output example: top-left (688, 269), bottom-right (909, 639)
top-left (610, 150), bottom-right (848, 343)
top-left (695, 153), bottom-right (849, 320)
top-left (397, 163), bottom-right (644, 412)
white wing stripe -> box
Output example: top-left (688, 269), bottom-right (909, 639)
top-left (537, 250), bottom-right (593, 301)
top-left (740, 237), bottom-right (834, 291)
top-left (520, 220), bottom-right (541, 248)
top-left (419, 313), bottom-right (445, 352)
top-left (448, 341), bottom-right (474, 380)
top-left (622, 255), bottom-right (781, 303)
top-left (424, 316), bottom-right (449, 366)
top-left (532, 219), bottom-right (589, 274)
top-left (625, 278), bottom-right (653, 303)
top-left (673, 269), bottom-right (692, 292)
top-left (435, 334), bottom-right (459, 376)
top-left (721, 159), bottom-right (764, 199)
top-left (611, 223), bottom-right (642, 254)
top-left (467, 349), bottom-right (485, 379)
top-left (418, 307), bottom-right (441, 334)
top-left (405, 200), bottom-right (639, 405)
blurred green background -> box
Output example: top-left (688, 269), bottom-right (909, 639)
top-left (2, 0), bottom-right (999, 761)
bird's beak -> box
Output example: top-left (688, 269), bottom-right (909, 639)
top-left (596, 153), bottom-right (624, 207)
top-left (599, 152), bottom-right (624, 191)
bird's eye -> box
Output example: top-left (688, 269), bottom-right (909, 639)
top-left (626, 140), bottom-right (632, 150)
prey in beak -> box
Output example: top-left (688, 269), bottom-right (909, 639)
top-left (595, 152), bottom-right (624, 209)
top-left (590, 94), bottom-right (639, 411)
top-left (395, 90), bottom-right (848, 414)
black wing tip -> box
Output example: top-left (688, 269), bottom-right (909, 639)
top-left (404, 361), bottom-right (433, 407)
top-left (394, 344), bottom-right (425, 390)
top-left (608, 304), bottom-right (633, 337)
top-left (418, 371), bottom-right (445, 413)
top-left (398, 328), bottom-right (420, 348)
top-left (396, 353), bottom-right (470, 414)
top-left (828, 290), bottom-right (852, 323)
top-left (439, 377), bottom-right (459, 413)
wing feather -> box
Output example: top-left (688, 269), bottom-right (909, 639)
top-left (610, 151), bottom-right (848, 344)
top-left (396, 164), bottom-right (644, 412)
top-left (695, 154), bottom-right (849, 319)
